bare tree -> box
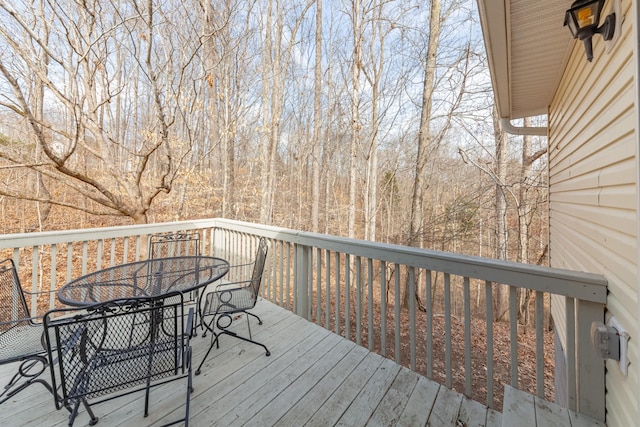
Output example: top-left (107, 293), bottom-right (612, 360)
top-left (311, 0), bottom-right (323, 233)
top-left (346, 0), bottom-right (365, 239)
top-left (0, 0), bottom-right (203, 223)
top-left (259, 0), bottom-right (314, 224)
top-left (407, 0), bottom-right (441, 258)
top-left (492, 107), bottom-right (510, 319)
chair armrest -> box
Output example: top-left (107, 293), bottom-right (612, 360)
top-left (227, 261), bottom-right (254, 270)
top-left (185, 307), bottom-right (194, 338)
top-left (215, 279), bottom-right (252, 291)
top-left (23, 288), bottom-right (57, 298)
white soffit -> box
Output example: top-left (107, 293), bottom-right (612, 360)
top-left (477, 0), bottom-right (574, 120)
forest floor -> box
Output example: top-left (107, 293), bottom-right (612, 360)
top-left (322, 289), bottom-right (555, 412)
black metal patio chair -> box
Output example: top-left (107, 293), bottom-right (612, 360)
top-left (149, 231), bottom-right (201, 259)
top-left (44, 292), bottom-right (193, 427)
top-left (195, 237), bottom-right (270, 375)
top-left (149, 231), bottom-right (202, 331)
top-left (0, 258), bottom-right (55, 404)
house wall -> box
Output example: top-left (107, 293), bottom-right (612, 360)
top-left (548, 1), bottom-right (637, 425)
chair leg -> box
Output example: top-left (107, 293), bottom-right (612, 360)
top-left (0, 356), bottom-right (54, 405)
top-left (219, 329), bottom-right (270, 356)
top-left (217, 313), bottom-right (269, 356)
top-left (83, 399), bottom-right (99, 426)
top-left (196, 312), bottom-right (269, 375)
top-left (184, 347), bottom-right (192, 426)
top-left (245, 310), bottom-right (263, 325)
top-left (67, 398), bottom-right (98, 427)
top-left (195, 333), bottom-right (221, 376)
top-left (67, 401), bottom-right (81, 426)
top-left (200, 313), bottom-right (216, 338)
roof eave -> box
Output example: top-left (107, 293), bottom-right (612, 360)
top-left (477, 0), bottom-right (511, 120)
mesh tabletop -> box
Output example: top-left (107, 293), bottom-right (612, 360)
top-left (58, 256), bottom-right (229, 306)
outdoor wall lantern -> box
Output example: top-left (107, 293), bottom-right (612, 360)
top-left (564, 0), bottom-right (616, 62)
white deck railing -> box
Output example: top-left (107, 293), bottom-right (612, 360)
top-left (0, 218), bottom-right (607, 421)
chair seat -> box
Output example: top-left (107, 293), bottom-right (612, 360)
top-left (0, 324), bottom-right (44, 363)
top-left (202, 286), bottom-right (256, 316)
top-left (81, 338), bottom-right (179, 401)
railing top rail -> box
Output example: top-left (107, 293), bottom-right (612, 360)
top-left (0, 217), bottom-right (607, 304)
top-left (213, 219), bottom-right (608, 304)
top-left (0, 219), bottom-right (219, 248)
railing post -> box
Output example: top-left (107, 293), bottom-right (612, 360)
top-left (576, 299), bottom-right (605, 421)
top-left (295, 244), bottom-right (310, 320)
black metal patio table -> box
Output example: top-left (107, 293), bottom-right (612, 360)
top-left (58, 256), bottom-right (230, 308)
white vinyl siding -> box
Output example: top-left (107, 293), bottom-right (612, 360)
top-left (548, 0), bottom-right (637, 425)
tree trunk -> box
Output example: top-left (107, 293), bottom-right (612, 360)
top-left (405, 0), bottom-right (440, 308)
top-left (348, 0), bottom-right (363, 240)
top-left (311, 0), bottom-right (322, 233)
top-left (493, 107), bottom-right (509, 321)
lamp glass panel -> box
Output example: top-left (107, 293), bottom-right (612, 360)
top-left (576, 5), bottom-right (596, 28)
top-left (565, 12), bottom-right (579, 37)
top-left (569, 0), bottom-right (603, 30)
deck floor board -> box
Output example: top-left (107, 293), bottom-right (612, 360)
top-left (3, 300), bottom-right (503, 427)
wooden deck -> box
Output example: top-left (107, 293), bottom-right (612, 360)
top-left (2, 300), bottom-right (503, 426)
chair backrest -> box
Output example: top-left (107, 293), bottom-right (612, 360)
top-left (149, 231), bottom-right (200, 259)
top-left (0, 258), bottom-right (37, 363)
top-left (45, 292), bottom-right (188, 405)
top-left (0, 259), bottom-right (30, 328)
top-left (249, 238), bottom-right (268, 298)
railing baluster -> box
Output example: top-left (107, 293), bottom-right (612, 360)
top-left (307, 247), bottom-right (313, 319)
top-left (134, 235), bottom-right (142, 261)
top-left (272, 240), bottom-right (277, 305)
top-left (122, 237), bottom-right (129, 264)
top-left (316, 247), bottom-right (322, 325)
top-left (409, 266), bottom-right (416, 371)
top-left (510, 285), bottom-right (518, 388)
top-left (270, 240), bottom-right (275, 304)
top-left (345, 254), bottom-right (350, 341)
top-left (49, 244), bottom-right (57, 310)
top-left (66, 243), bottom-right (73, 283)
top-left (10, 249), bottom-right (20, 320)
top-left (295, 244), bottom-right (310, 319)
top-left (110, 238), bottom-right (116, 267)
top-left (325, 249), bottom-right (330, 330)
top-left (566, 297), bottom-right (577, 411)
top-left (286, 242), bottom-right (291, 310)
top-left (444, 272), bottom-right (451, 388)
top-left (276, 242), bottom-right (282, 309)
top-left (355, 256), bottom-right (362, 346)
top-left (30, 246), bottom-right (38, 315)
top-left (394, 263), bottom-right (400, 364)
top-left (485, 280), bottom-right (494, 408)
top-left (367, 258), bottom-right (373, 351)
top-left (96, 239), bottom-right (103, 270)
top-left (380, 261), bottom-right (387, 358)
top-left (536, 290), bottom-right (544, 398)
top-left (335, 252), bottom-right (340, 335)
top-left (292, 243), bottom-right (297, 314)
top-left (81, 241), bottom-right (88, 275)
top-left (426, 270), bottom-right (433, 379)
top-left (464, 276), bottom-right (471, 396)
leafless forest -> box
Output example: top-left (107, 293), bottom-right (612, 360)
top-left (0, 0), bottom-right (547, 261)
top-left (0, 0), bottom-right (551, 408)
